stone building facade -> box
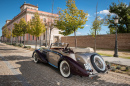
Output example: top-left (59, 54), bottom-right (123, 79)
top-left (1, 3), bottom-right (63, 45)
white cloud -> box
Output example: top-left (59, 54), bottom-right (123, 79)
top-left (85, 25), bottom-right (89, 27)
top-left (77, 32), bottom-right (81, 35)
top-left (98, 10), bottom-right (116, 16)
top-left (87, 14), bottom-right (90, 17)
top-left (98, 17), bottom-right (103, 20)
top-left (87, 14), bottom-right (90, 20)
top-left (99, 10), bottom-right (110, 15)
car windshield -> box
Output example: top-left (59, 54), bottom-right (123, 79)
top-left (51, 43), bottom-right (68, 48)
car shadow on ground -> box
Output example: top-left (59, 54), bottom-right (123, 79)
top-left (1, 55), bottom-right (130, 86)
top-left (0, 55), bottom-right (31, 61)
top-left (0, 49), bottom-right (17, 50)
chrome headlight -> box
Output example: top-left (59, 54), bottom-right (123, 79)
top-left (84, 63), bottom-right (92, 70)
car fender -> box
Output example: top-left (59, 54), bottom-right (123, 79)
top-left (58, 56), bottom-right (90, 77)
top-left (35, 50), bottom-right (48, 63)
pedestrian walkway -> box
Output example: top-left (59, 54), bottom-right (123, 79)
top-left (102, 56), bottom-right (130, 66)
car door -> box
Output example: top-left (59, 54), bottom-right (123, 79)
top-left (48, 49), bottom-right (61, 67)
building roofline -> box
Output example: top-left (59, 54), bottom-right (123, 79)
top-left (6, 20), bottom-right (12, 22)
top-left (2, 8), bottom-right (59, 30)
top-left (20, 3), bottom-right (38, 8)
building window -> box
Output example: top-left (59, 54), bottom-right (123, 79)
top-left (32, 16), bottom-right (34, 19)
top-left (43, 18), bottom-right (46, 22)
top-left (33, 36), bottom-right (34, 40)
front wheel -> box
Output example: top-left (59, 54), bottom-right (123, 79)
top-left (60, 60), bottom-right (72, 78)
top-left (33, 53), bottom-right (39, 63)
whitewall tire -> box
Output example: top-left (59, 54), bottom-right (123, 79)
top-left (60, 60), bottom-right (71, 78)
top-left (33, 53), bottom-right (39, 63)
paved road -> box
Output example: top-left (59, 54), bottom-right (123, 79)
top-left (0, 43), bottom-right (130, 86)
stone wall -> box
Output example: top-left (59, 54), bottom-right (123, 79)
top-left (61, 33), bottom-right (130, 50)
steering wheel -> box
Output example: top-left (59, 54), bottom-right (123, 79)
top-left (63, 44), bottom-right (69, 53)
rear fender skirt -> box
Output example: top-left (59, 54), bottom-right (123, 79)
top-left (61, 56), bottom-right (90, 77)
top-left (35, 50), bottom-right (48, 63)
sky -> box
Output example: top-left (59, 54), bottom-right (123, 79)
top-left (0, 0), bottom-right (129, 37)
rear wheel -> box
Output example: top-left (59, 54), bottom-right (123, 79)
top-left (91, 55), bottom-right (106, 73)
top-left (60, 60), bottom-right (71, 78)
top-left (33, 53), bottom-right (39, 63)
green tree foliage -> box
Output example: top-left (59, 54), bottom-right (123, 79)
top-left (13, 23), bottom-right (22, 43)
top-left (90, 16), bottom-right (103, 37)
top-left (27, 12), bottom-right (46, 49)
top-left (2, 25), bottom-right (11, 41)
top-left (105, 2), bottom-right (130, 34)
top-left (55, 0), bottom-right (88, 47)
top-left (19, 18), bottom-right (27, 46)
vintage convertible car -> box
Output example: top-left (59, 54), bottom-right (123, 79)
top-left (32, 43), bottom-right (108, 78)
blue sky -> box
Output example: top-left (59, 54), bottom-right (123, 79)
top-left (0, 0), bottom-right (129, 36)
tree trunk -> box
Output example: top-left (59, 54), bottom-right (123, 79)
top-left (40, 36), bottom-right (41, 47)
top-left (23, 35), bottom-right (25, 47)
top-left (17, 36), bottom-right (18, 43)
top-left (20, 36), bottom-right (21, 44)
top-left (45, 28), bottom-right (47, 47)
top-left (35, 37), bottom-right (37, 49)
top-left (74, 29), bottom-right (77, 48)
top-left (94, 29), bottom-right (96, 53)
top-left (49, 28), bottom-right (52, 48)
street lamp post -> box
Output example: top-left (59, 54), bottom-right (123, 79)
top-left (11, 28), bottom-right (12, 45)
top-left (113, 16), bottom-right (119, 57)
top-left (45, 23), bottom-right (48, 47)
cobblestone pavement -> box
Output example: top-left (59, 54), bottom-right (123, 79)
top-left (0, 43), bottom-right (130, 86)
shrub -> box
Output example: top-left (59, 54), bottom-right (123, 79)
top-left (12, 43), bottom-right (17, 46)
top-left (111, 67), bottom-right (116, 72)
top-left (24, 46), bottom-right (27, 48)
top-left (19, 43), bottom-right (23, 47)
top-left (116, 65), bottom-right (121, 70)
top-left (126, 66), bottom-right (129, 70)
top-left (16, 43), bottom-right (20, 46)
top-left (27, 46), bottom-right (31, 49)
top-left (24, 46), bottom-right (31, 49)
top-left (6, 42), bottom-right (11, 45)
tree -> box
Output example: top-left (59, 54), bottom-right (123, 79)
top-left (13, 23), bottom-right (23, 43)
top-left (90, 16), bottom-right (103, 37)
top-left (19, 18), bottom-right (27, 46)
top-left (106, 2), bottom-right (130, 34)
top-left (55, 0), bottom-right (88, 47)
top-left (27, 12), bottom-right (46, 49)
top-left (2, 25), bottom-right (11, 42)
top-left (90, 16), bottom-right (103, 52)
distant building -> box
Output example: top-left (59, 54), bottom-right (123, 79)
top-left (1, 2), bottom-right (63, 45)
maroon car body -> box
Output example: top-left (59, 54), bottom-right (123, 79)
top-left (32, 43), bottom-right (108, 78)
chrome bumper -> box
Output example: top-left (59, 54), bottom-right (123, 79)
top-left (89, 71), bottom-right (108, 78)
